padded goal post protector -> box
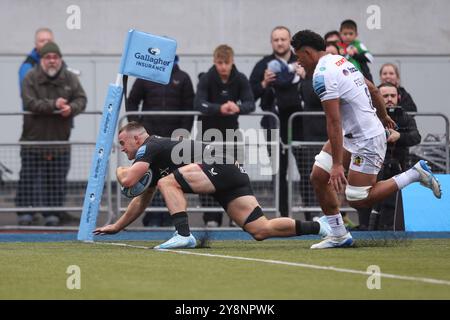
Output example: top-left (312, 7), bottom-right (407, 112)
top-left (77, 30), bottom-right (177, 241)
top-left (119, 29), bottom-right (177, 85)
top-left (402, 174), bottom-right (450, 231)
top-left (77, 84), bottom-right (123, 241)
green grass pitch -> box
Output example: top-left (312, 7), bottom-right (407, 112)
top-left (1, 239), bottom-right (450, 299)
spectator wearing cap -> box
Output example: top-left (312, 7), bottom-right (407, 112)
top-left (16, 41), bottom-right (87, 226)
top-left (18, 28), bottom-right (79, 99)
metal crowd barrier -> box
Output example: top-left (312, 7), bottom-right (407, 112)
top-left (116, 111), bottom-right (281, 217)
top-left (2, 109), bottom-right (447, 226)
top-left (0, 111), bottom-right (114, 225)
top-left (286, 111), bottom-right (450, 218)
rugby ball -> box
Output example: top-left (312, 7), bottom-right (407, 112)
top-left (121, 170), bottom-right (153, 198)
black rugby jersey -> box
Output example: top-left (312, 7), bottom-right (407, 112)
top-left (133, 136), bottom-right (233, 186)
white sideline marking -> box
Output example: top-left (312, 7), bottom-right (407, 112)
top-left (97, 241), bottom-right (450, 286)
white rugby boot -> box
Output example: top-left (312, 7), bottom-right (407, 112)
top-left (154, 233), bottom-right (197, 249)
top-left (310, 232), bottom-right (354, 249)
top-left (413, 160), bottom-right (442, 199)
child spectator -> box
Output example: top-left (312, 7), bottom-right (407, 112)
top-left (339, 19), bottom-right (374, 81)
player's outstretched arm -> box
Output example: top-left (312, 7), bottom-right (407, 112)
top-left (365, 78), bottom-right (396, 129)
top-left (93, 187), bottom-right (156, 235)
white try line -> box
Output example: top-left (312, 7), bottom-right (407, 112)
top-left (95, 241), bottom-right (150, 250)
top-left (96, 241), bottom-right (450, 287)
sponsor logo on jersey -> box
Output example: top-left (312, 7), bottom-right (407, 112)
top-left (235, 160), bottom-right (247, 174)
top-left (159, 167), bottom-right (170, 177)
top-left (136, 145), bottom-right (146, 160)
top-left (335, 57), bottom-right (347, 66)
top-left (343, 69), bottom-right (349, 76)
top-left (353, 155), bottom-right (364, 166)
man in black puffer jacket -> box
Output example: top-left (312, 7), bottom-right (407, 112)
top-left (357, 82), bottom-right (421, 231)
top-left (195, 44), bottom-right (255, 226)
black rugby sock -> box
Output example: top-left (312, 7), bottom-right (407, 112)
top-left (295, 220), bottom-right (320, 236)
top-left (171, 211), bottom-right (191, 236)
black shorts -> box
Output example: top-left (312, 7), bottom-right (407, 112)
top-left (199, 163), bottom-right (254, 210)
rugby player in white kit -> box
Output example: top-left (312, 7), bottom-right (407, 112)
top-left (291, 30), bottom-right (441, 249)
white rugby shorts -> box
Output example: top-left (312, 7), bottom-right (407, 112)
top-left (344, 133), bottom-right (387, 175)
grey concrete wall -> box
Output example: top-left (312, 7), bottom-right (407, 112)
top-left (1, 0), bottom-right (449, 55)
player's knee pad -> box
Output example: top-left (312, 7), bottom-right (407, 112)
top-left (243, 206), bottom-right (264, 226)
top-left (345, 185), bottom-right (372, 201)
top-left (314, 151), bottom-right (332, 174)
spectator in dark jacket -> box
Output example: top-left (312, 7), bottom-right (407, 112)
top-left (127, 56), bottom-right (195, 137)
top-left (17, 42), bottom-right (87, 226)
top-left (126, 55), bottom-right (195, 226)
top-left (292, 72), bottom-right (328, 220)
top-left (379, 63), bottom-right (418, 112)
top-left (195, 44), bottom-right (255, 226)
top-left (356, 82), bottom-right (421, 230)
top-left (249, 26), bottom-right (303, 217)
top-left (195, 46), bottom-right (255, 134)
